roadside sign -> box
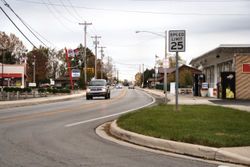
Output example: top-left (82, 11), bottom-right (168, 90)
top-left (169, 30), bottom-right (186, 52)
top-left (242, 64), bottom-right (250, 73)
top-left (72, 69), bottom-right (80, 78)
top-left (163, 58), bottom-right (169, 69)
top-left (168, 30), bottom-right (186, 111)
top-left (29, 83), bottom-right (36, 87)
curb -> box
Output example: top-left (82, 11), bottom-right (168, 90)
top-left (110, 120), bottom-right (250, 166)
top-left (0, 93), bottom-right (85, 109)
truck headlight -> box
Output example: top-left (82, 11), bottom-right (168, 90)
top-left (86, 88), bottom-right (91, 92)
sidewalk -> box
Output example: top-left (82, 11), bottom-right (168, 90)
top-left (0, 90), bottom-right (86, 109)
top-left (142, 88), bottom-right (250, 112)
top-left (109, 88), bottom-right (250, 166)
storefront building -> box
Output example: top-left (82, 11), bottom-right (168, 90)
top-left (0, 63), bottom-right (26, 88)
top-left (189, 44), bottom-right (250, 100)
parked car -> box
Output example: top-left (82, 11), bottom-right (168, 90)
top-left (86, 79), bottom-right (110, 100)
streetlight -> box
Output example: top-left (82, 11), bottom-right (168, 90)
top-left (33, 55), bottom-right (36, 83)
top-left (136, 30), bottom-right (168, 103)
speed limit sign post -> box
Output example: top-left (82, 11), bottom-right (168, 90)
top-left (168, 30), bottom-right (186, 111)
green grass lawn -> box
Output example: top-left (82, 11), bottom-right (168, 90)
top-left (117, 104), bottom-right (250, 148)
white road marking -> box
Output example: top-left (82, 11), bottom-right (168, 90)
top-left (65, 90), bottom-right (155, 127)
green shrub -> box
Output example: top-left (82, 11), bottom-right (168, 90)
top-left (3, 87), bottom-right (15, 92)
top-left (24, 87), bottom-right (32, 93)
top-left (38, 88), bottom-right (45, 93)
top-left (61, 88), bottom-right (70, 93)
top-left (52, 88), bottom-right (58, 94)
top-left (47, 88), bottom-right (53, 93)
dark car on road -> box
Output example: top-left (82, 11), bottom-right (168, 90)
top-left (86, 79), bottom-right (110, 100)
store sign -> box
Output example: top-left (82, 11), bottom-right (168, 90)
top-left (72, 69), bottom-right (80, 78)
top-left (242, 64), bottom-right (250, 73)
top-left (202, 82), bottom-right (209, 89)
top-left (163, 58), bottom-right (169, 69)
top-left (29, 83), bottom-right (36, 87)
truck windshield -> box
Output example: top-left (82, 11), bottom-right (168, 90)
top-left (89, 80), bottom-right (106, 86)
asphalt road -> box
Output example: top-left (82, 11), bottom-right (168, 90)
top-left (0, 88), bottom-right (217, 167)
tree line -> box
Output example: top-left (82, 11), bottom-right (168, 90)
top-left (0, 31), bottom-right (114, 89)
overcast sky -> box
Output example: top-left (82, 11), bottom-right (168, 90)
top-left (1, 0), bottom-right (250, 80)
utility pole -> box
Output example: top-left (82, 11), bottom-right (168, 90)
top-left (91, 35), bottom-right (101, 79)
top-left (33, 55), bottom-right (36, 83)
top-left (164, 30), bottom-right (168, 103)
top-left (79, 21), bottom-right (92, 88)
top-left (98, 46), bottom-right (106, 79)
top-left (142, 63), bottom-right (144, 88)
top-left (116, 70), bottom-right (119, 82)
top-left (1, 48), bottom-right (6, 93)
top-left (113, 65), bottom-right (116, 83)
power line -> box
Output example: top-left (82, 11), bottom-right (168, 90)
top-left (2, 0), bottom-right (49, 47)
top-left (58, 0), bottom-right (81, 22)
top-left (14, 0), bottom-right (250, 16)
top-left (41, 0), bottom-right (75, 32)
top-left (66, 0), bottom-right (83, 21)
top-left (46, 0), bottom-right (77, 24)
top-left (0, 6), bottom-right (37, 48)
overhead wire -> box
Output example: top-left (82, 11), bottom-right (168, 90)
top-left (14, 0), bottom-right (250, 16)
top-left (66, 0), bottom-right (84, 21)
top-left (58, 0), bottom-right (81, 22)
top-left (45, 0), bottom-right (92, 48)
top-left (1, 0), bottom-right (49, 48)
top-left (0, 5), bottom-right (37, 48)
top-left (41, 0), bottom-right (75, 32)
top-left (46, 0), bottom-right (77, 24)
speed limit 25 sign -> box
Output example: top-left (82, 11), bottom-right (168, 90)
top-left (169, 30), bottom-right (186, 52)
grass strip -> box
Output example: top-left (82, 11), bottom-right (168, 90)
top-left (117, 104), bottom-right (250, 148)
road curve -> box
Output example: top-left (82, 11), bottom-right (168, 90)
top-left (0, 88), bottom-right (217, 167)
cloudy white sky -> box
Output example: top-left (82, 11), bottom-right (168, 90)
top-left (1, 0), bottom-right (250, 80)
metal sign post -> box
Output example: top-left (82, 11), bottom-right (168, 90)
top-left (169, 30), bottom-right (186, 111)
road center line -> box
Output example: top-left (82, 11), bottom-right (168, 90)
top-left (65, 90), bottom-right (155, 127)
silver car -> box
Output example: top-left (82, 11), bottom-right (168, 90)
top-left (86, 79), bottom-right (111, 100)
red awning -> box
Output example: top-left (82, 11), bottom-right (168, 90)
top-left (0, 73), bottom-right (22, 78)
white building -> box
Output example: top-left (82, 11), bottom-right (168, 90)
top-left (0, 63), bottom-right (27, 88)
top-left (190, 44), bottom-right (250, 99)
